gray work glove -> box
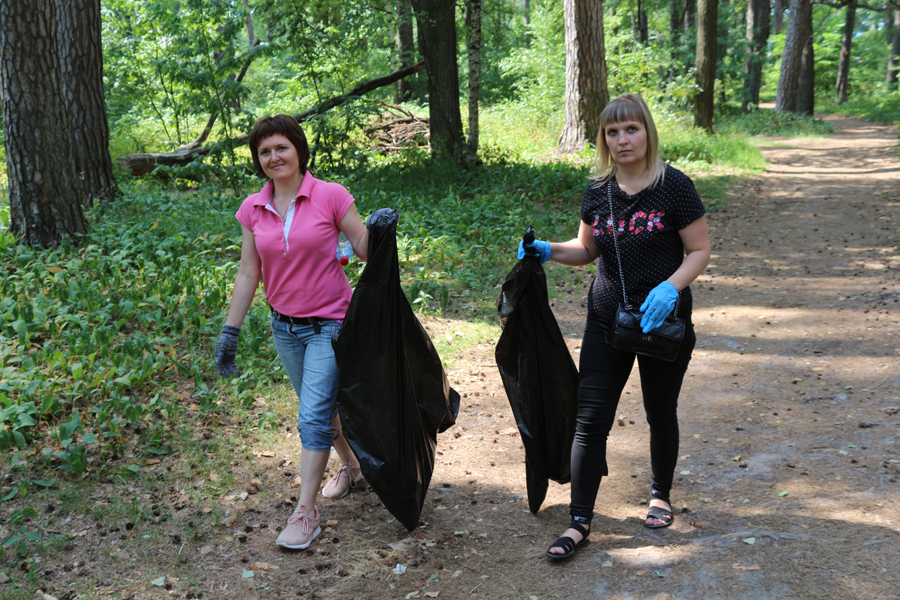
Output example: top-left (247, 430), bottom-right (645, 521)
top-left (366, 208), bottom-right (398, 229)
top-left (215, 325), bottom-right (241, 376)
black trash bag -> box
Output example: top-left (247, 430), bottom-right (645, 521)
top-left (332, 209), bottom-right (461, 531)
top-left (495, 227), bottom-right (579, 514)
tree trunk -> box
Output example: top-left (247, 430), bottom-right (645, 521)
top-left (888, 10), bottom-right (900, 86)
top-left (396, 0), bottom-right (416, 103)
top-left (55, 0), bottom-right (118, 204)
top-left (670, 0), bottom-right (682, 54)
top-left (411, 0), bottom-right (465, 163)
top-left (773, 0), bottom-right (784, 36)
top-left (464, 0), bottom-right (482, 168)
top-left (775, 0), bottom-right (811, 113)
top-left (743, 0), bottom-right (770, 112)
top-left (0, 0), bottom-right (87, 246)
top-left (524, 0), bottom-right (530, 26)
top-left (835, 1), bottom-right (856, 105)
top-left (694, 0), bottom-right (717, 132)
top-left (684, 0), bottom-right (696, 30)
top-left (797, 26), bottom-right (815, 115)
top-left (638, 7), bottom-right (648, 45)
top-left (557, 0), bottom-right (609, 153)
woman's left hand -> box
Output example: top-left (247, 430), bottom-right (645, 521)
top-left (639, 281), bottom-right (679, 333)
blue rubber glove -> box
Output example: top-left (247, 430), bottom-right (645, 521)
top-left (517, 239), bottom-right (551, 264)
top-left (215, 325), bottom-right (241, 376)
top-left (639, 281), bottom-right (679, 333)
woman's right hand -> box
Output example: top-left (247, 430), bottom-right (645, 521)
top-left (518, 238), bottom-right (551, 263)
top-left (215, 325), bottom-right (241, 376)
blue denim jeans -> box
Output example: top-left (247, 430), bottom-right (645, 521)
top-left (271, 315), bottom-right (342, 451)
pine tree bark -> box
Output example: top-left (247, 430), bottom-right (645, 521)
top-left (694, 0), bottom-right (717, 132)
top-left (888, 10), bottom-right (900, 86)
top-left (797, 27), bottom-right (815, 115)
top-left (411, 0), bottom-right (465, 163)
top-left (835, 1), bottom-right (856, 104)
top-left (557, 0), bottom-right (609, 153)
top-left (464, 0), bottom-right (482, 168)
top-left (775, 0), bottom-right (811, 113)
top-left (743, 0), bottom-right (770, 112)
top-left (0, 0), bottom-right (87, 246)
top-left (773, 0), bottom-right (784, 36)
top-left (396, 0), bottom-right (416, 103)
top-left (55, 0), bottom-right (118, 204)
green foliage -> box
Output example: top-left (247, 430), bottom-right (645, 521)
top-left (717, 106), bottom-right (835, 137)
top-left (496, 0), bottom-right (566, 120)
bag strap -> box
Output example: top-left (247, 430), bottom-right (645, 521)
top-left (606, 182), bottom-right (679, 313)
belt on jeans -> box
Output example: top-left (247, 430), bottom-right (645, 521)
top-left (272, 310), bottom-right (321, 334)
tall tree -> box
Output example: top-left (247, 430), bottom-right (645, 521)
top-left (636, 0), bottom-right (649, 44)
top-left (411, 0), bottom-right (465, 162)
top-left (0, 0), bottom-right (87, 246)
top-left (743, 0), bottom-right (770, 112)
top-left (835, 0), bottom-right (857, 104)
top-left (55, 0), bottom-right (119, 204)
top-left (464, 0), bottom-right (482, 168)
top-left (775, 0), bottom-right (812, 113)
top-left (557, 0), bottom-right (609, 153)
top-left (797, 26), bottom-right (815, 114)
top-left (773, 0), bottom-right (784, 35)
top-left (396, 0), bottom-right (416, 103)
top-left (684, 0), bottom-right (697, 30)
top-left (888, 10), bottom-right (900, 85)
top-left (694, 0), bottom-right (718, 132)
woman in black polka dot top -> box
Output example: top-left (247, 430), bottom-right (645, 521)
top-left (518, 93), bottom-right (711, 560)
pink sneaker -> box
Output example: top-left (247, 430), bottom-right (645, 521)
top-left (275, 505), bottom-right (321, 550)
top-left (322, 461), bottom-right (363, 500)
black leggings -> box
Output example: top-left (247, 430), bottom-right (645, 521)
top-left (569, 314), bottom-right (696, 525)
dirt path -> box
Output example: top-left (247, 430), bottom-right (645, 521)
top-left (14, 115), bottom-right (899, 600)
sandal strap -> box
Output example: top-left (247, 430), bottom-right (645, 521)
top-left (646, 505), bottom-right (673, 521)
top-left (549, 535), bottom-right (576, 553)
top-left (568, 522), bottom-right (589, 538)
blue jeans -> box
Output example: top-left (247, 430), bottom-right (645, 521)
top-left (271, 316), bottom-right (342, 451)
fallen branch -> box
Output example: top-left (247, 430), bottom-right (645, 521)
top-left (117, 60), bottom-right (425, 176)
top-left (176, 39), bottom-right (262, 152)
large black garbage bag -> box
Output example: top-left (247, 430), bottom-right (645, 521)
top-left (332, 210), bottom-right (460, 531)
top-left (495, 230), bottom-right (579, 514)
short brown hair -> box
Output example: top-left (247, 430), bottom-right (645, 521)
top-left (249, 114), bottom-right (310, 178)
top-left (591, 93), bottom-right (665, 189)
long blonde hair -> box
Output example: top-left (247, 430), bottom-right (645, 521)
top-left (590, 93), bottom-right (665, 189)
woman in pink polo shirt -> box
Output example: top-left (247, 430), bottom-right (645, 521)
top-left (214, 114), bottom-right (379, 550)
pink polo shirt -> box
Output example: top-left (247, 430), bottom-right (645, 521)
top-left (235, 170), bottom-right (355, 320)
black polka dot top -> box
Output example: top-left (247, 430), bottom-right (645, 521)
top-left (579, 164), bottom-right (706, 324)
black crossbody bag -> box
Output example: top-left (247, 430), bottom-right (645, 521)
top-left (605, 182), bottom-right (685, 361)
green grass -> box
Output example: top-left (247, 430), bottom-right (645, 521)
top-left (818, 86), bottom-right (900, 126)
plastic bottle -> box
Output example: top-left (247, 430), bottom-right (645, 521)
top-left (335, 233), bottom-right (353, 266)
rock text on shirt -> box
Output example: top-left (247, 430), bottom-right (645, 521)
top-left (591, 210), bottom-right (667, 237)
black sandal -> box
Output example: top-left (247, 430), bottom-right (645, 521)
top-left (545, 523), bottom-right (589, 560)
top-left (644, 501), bottom-right (674, 529)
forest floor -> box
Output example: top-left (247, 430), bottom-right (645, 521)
top-left (5, 111), bottom-right (900, 600)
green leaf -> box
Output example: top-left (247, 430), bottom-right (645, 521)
top-left (778, 491), bottom-right (788, 497)
top-left (0, 487), bottom-right (19, 502)
top-left (241, 570), bottom-right (255, 578)
top-left (151, 576), bottom-right (166, 587)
